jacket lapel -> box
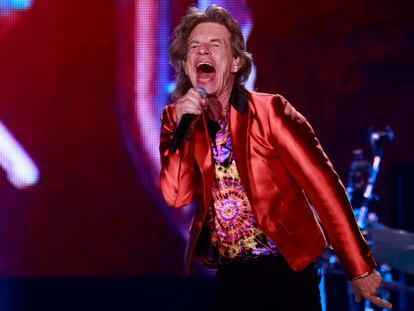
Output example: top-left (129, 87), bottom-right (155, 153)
top-left (230, 101), bottom-right (254, 206)
top-left (193, 114), bottom-right (214, 207)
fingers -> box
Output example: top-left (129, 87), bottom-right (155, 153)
top-left (354, 290), bottom-right (361, 302)
top-left (351, 270), bottom-right (391, 308)
top-left (367, 294), bottom-right (393, 309)
top-left (353, 288), bottom-right (392, 309)
top-left (175, 88), bottom-right (207, 122)
top-left (351, 282), bottom-right (361, 302)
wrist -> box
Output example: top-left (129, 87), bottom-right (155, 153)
top-left (351, 270), bottom-right (373, 281)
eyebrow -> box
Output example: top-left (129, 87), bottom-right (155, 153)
top-left (188, 38), bottom-right (224, 45)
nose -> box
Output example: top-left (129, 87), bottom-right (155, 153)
top-left (197, 43), bottom-right (210, 55)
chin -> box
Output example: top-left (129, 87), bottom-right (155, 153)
top-left (203, 84), bottom-right (218, 95)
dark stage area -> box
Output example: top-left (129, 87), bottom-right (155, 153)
top-left (0, 278), bottom-right (215, 311)
top-left (0, 275), bottom-right (412, 311)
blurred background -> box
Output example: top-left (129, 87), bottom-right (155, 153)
top-left (0, 0), bottom-right (413, 310)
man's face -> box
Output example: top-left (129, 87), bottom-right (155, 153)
top-left (183, 22), bottom-right (240, 97)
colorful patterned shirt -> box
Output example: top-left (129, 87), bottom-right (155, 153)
top-left (202, 103), bottom-right (278, 266)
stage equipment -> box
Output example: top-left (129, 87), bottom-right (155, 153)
top-left (320, 127), bottom-right (414, 311)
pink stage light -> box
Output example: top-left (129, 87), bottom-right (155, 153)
top-left (0, 121), bottom-right (39, 188)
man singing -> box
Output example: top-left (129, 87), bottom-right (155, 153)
top-left (159, 5), bottom-right (391, 310)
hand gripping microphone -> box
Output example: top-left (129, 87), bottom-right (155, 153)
top-left (169, 87), bottom-right (208, 152)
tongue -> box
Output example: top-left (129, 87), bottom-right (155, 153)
top-left (197, 71), bottom-right (215, 83)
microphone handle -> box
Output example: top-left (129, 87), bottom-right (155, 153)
top-left (169, 114), bottom-right (195, 152)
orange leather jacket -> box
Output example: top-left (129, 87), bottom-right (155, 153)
top-left (159, 88), bottom-right (375, 279)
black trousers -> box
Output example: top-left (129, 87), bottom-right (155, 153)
top-left (211, 255), bottom-right (322, 311)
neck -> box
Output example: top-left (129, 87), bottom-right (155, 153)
top-left (216, 87), bottom-right (232, 110)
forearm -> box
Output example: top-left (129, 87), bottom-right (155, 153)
top-left (159, 105), bottom-right (196, 208)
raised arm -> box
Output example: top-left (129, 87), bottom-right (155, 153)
top-left (159, 104), bottom-right (197, 208)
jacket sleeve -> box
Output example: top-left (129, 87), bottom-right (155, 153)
top-left (268, 95), bottom-right (376, 279)
top-left (159, 104), bottom-right (196, 208)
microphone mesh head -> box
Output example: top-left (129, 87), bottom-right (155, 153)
top-left (196, 87), bottom-right (208, 99)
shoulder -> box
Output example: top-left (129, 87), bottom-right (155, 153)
top-left (247, 90), bottom-right (287, 103)
top-left (246, 90), bottom-right (292, 115)
top-left (246, 90), bottom-right (308, 126)
top-left (246, 90), bottom-right (291, 112)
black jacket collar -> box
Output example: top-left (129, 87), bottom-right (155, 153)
top-left (229, 85), bottom-right (248, 115)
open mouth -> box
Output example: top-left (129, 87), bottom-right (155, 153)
top-left (196, 62), bottom-right (216, 83)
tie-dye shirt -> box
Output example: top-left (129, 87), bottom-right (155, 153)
top-left (203, 104), bottom-right (278, 265)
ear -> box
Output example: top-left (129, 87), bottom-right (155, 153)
top-left (182, 60), bottom-right (188, 76)
top-left (231, 56), bottom-right (241, 73)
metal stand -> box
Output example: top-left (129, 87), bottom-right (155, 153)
top-left (322, 127), bottom-right (395, 311)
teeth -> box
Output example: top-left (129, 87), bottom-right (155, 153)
top-left (196, 61), bottom-right (213, 68)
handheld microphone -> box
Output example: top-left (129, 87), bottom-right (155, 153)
top-left (169, 87), bottom-right (207, 152)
